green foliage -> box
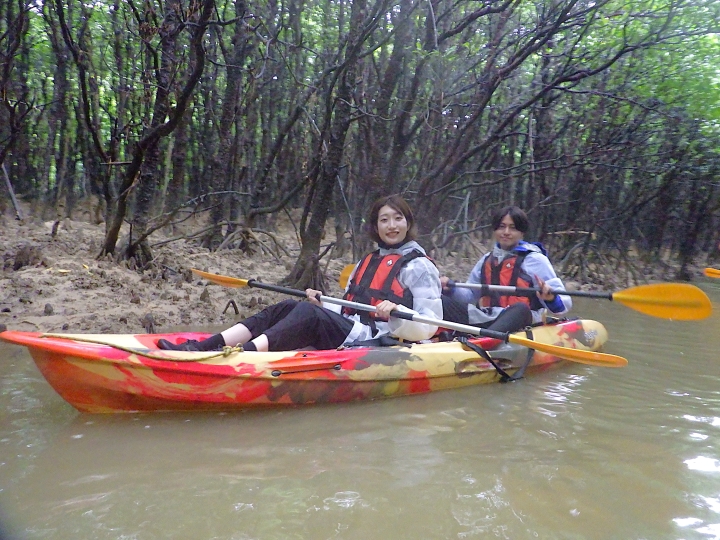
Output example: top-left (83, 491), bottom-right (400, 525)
top-left (2, 0), bottom-right (719, 265)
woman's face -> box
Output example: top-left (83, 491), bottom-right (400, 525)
top-left (376, 205), bottom-right (408, 245)
top-left (494, 214), bottom-right (524, 250)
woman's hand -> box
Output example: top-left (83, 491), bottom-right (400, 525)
top-left (374, 300), bottom-right (398, 319)
top-left (535, 276), bottom-right (556, 302)
top-left (305, 289), bottom-right (323, 306)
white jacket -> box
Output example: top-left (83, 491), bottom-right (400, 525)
top-left (324, 240), bottom-right (443, 343)
top-left (448, 242), bottom-right (571, 324)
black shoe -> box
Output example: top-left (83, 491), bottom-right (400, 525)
top-left (157, 338), bottom-right (202, 351)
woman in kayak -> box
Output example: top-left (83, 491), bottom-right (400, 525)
top-left (440, 205), bottom-right (572, 333)
top-left (158, 194), bottom-right (442, 352)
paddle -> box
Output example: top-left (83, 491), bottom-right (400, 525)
top-left (445, 281), bottom-right (712, 321)
top-left (339, 263), bottom-right (355, 289)
top-left (340, 263), bottom-right (711, 320)
top-left (191, 268), bottom-right (627, 368)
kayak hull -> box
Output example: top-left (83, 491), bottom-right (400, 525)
top-left (0, 319), bottom-right (608, 413)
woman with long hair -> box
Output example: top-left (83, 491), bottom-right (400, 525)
top-left (158, 194), bottom-right (443, 352)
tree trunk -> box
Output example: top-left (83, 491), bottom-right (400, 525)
top-left (203, 0), bottom-right (250, 249)
top-left (283, 0), bottom-right (370, 289)
top-left (165, 108), bottom-right (190, 220)
top-left (99, 0), bottom-right (214, 259)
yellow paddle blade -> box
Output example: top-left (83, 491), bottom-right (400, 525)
top-left (190, 269), bottom-right (249, 288)
top-left (339, 263), bottom-right (355, 289)
top-left (704, 267), bottom-right (720, 279)
top-left (612, 283), bottom-right (712, 320)
top-left (507, 334), bottom-right (627, 367)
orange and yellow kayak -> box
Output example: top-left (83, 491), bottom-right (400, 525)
top-left (0, 319), bottom-right (608, 413)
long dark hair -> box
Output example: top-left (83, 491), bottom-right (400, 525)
top-left (366, 194), bottom-right (417, 244)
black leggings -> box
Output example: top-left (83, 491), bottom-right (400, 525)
top-left (484, 303), bottom-right (533, 333)
top-left (240, 299), bottom-right (355, 351)
top-left (442, 296), bottom-right (532, 333)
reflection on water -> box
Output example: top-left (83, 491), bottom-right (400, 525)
top-left (1, 284), bottom-right (720, 539)
top-left (686, 457), bottom-right (720, 472)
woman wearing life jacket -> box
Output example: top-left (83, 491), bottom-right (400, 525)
top-left (440, 205), bottom-right (572, 332)
top-left (158, 194), bottom-right (442, 352)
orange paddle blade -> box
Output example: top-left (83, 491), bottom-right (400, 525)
top-left (339, 263), bottom-right (355, 289)
top-left (612, 283), bottom-right (711, 320)
top-left (191, 269), bottom-right (249, 288)
top-left (507, 334), bottom-right (627, 368)
top-left (704, 267), bottom-right (720, 279)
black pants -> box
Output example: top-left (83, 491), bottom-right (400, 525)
top-left (442, 296), bottom-right (532, 333)
top-left (240, 299), bottom-right (355, 351)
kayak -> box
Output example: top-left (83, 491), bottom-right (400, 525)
top-left (0, 319), bottom-right (608, 413)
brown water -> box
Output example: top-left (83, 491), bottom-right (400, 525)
top-left (1, 283), bottom-right (720, 540)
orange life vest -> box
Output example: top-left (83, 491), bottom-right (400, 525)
top-left (342, 250), bottom-right (426, 327)
top-left (479, 250), bottom-right (543, 310)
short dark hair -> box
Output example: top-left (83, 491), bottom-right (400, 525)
top-left (491, 206), bottom-right (529, 233)
top-left (367, 194), bottom-right (417, 243)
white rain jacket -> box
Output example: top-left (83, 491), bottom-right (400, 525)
top-left (447, 241), bottom-right (572, 325)
top-left (323, 240), bottom-right (443, 343)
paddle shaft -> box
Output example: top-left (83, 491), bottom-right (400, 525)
top-left (247, 279), bottom-right (530, 342)
top-left (192, 270), bottom-right (627, 366)
top-left (449, 281), bottom-right (613, 300)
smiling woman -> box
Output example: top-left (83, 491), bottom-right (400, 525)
top-left (158, 194), bottom-right (443, 353)
top-left (376, 204), bottom-right (409, 246)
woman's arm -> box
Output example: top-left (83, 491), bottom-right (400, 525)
top-left (391, 258), bottom-right (443, 341)
top-left (523, 253), bottom-right (572, 314)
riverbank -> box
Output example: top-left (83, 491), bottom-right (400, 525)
top-left (0, 207), bottom-right (707, 335)
top-left (0, 209), bottom-right (351, 334)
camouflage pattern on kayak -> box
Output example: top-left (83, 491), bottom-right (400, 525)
top-left (0, 319), bottom-right (607, 413)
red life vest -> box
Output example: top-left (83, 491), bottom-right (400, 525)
top-left (342, 250), bottom-right (426, 326)
top-left (479, 250), bottom-right (543, 310)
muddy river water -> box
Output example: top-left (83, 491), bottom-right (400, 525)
top-left (1, 283), bottom-right (719, 539)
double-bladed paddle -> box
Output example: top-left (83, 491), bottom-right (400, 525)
top-left (341, 263), bottom-right (711, 320)
top-left (191, 268), bottom-right (627, 368)
top-left (445, 281), bottom-right (712, 321)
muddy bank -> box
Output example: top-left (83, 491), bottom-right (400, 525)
top-left (0, 212), bottom-right (355, 334)
top-left (0, 208), bottom-right (707, 336)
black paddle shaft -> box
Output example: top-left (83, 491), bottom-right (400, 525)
top-left (448, 280), bottom-right (613, 300)
top-left (246, 279), bottom-right (512, 342)
top-left (247, 279), bottom-right (309, 299)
